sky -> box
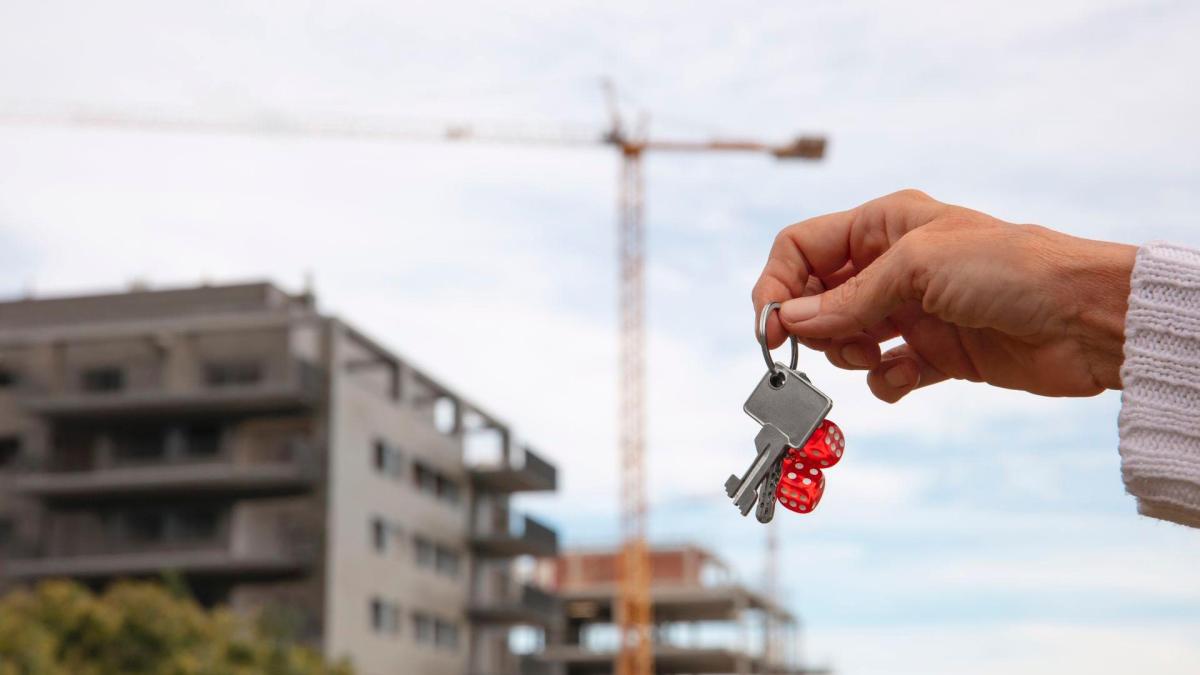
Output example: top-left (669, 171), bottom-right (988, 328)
top-left (1, 1), bottom-right (1199, 673)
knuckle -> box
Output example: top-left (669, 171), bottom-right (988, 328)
top-left (772, 226), bottom-right (796, 251)
top-left (891, 188), bottom-right (934, 204)
top-left (891, 232), bottom-right (937, 296)
top-left (831, 274), bottom-right (864, 314)
top-left (926, 208), bottom-right (978, 233)
top-left (751, 278), bottom-right (766, 302)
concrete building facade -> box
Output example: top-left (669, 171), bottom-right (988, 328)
top-left (0, 282), bottom-right (560, 675)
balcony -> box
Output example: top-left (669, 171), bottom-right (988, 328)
top-left (470, 445), bottom-right (556, 493)
top-left (539, 645), bottom-right (767, 675)
top-left (469, 654), bottom-right (557, 675)
top-left (517, 656), bottom-right (556, 675)
top-left (473, 513), bottom-right (558, 558)
top-left (4, 505), bottom-right (318, 581)
top-left (13, 441), bottom-right (320, 501)
top-left (469, 582), bottom-right (560, 627)
top-left (19, 361), bottom-right (323, 419)
top-left (4, 547), bottom-right (312, 581)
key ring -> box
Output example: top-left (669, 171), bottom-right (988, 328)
top-left (757, 301), bottom-right (798, 379)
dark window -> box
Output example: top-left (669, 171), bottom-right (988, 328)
top-left (373, 441), bottom-right (387, 471)
top-left (81, 367), bottom-right (124, 393)
top-left (370, 597), bottom-right (400, 634)
top-left (184, 425), bottom-right (221, 458)
top-left (415, 464), bottom-right (437, 495)
top-left (0, 436), bottom-right (19, 468)
top-left (438, 476), bottom-right (460, 505)
top-left (435, 619), bottom-right (459, 649)
top-left (413, 613), bottom-right (435, 644)
top-left (175, 507), bottom-right (219, 541)
top-left (414, 536), bottom-right (458, 578)
top-left (112, 428), bottom-right (165, 463)
top-left (373, 439), bottom-right (402, 478)
top-left (370, 598), bottom-right (384, 631)
top-left (204, 361), bottom-right (263, 387)
top-left (124, 511), bottom-right (166, 543)
top-left (434, 547), bottom-right (460, 577)
top-left (0, 368), bottom-right (19, 388)
top-left (413, 463), bottom-right (460, 506)
top-left (370, 517), bottom-right (387, 554)
top-left (414, 536), bottom-right (436, 568)
top-left (0, 518), bottom-right (12, 547)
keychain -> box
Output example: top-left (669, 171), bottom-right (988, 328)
top-left (723, 302), bottom-right (846, 521)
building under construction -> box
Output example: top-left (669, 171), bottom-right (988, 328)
top-left (537, 544), bottom-right (825, 675)
top-left (0, 281), bottom-right (561, 675)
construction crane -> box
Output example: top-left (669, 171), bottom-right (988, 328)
top-left (0, 89), bottom-right (826, 675)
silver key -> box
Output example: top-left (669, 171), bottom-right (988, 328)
top-left (724, 302), bottom-right (833, 522)
top-left (725, 364), bottom-right (832, 518)
top-left (755, 455), bottom-right (783, 523)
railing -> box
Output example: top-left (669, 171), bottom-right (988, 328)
top-left (517, 584), bottom-right (557, 616)
top-left (474, 582), bottom-right (557, 614)
top-left (469, 581), bottom-right (560, 628)
top-left (0, 538), bottom-right (42, 560)
top-left (519, 655), bottom-right (555, 675)
top-left (9, 506), bottom-right (318, 564)
top-left (473, 512), bottom-right (559, 557)
top-left (469, 444), bottom-right (557, 492)
top-left (16, 359), bottom-right (323, 412)
top-left (519, 447), bottom-right (557, 487)
top-left (486, 513), bottom-right (557, 547)
top-left (518, 515), bottom-right (557, 551)
top-left (17, 436), bottom-right (319, 475)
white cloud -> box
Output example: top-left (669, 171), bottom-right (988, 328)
top-left (2, 2), bottom-right (1200, 673)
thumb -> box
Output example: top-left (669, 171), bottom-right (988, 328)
top-left (779, 249), bottom-right (912, 339)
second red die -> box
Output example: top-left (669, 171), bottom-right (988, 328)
top-left (775, 449), bottom-right (825, 513)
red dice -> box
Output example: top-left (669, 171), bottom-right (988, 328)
top-left (799, 418), bottom-right (845, 469)
top-left (775, 419), bottom-right (844, 514)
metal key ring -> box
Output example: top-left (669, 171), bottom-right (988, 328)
top-left (757, 301), bottom-right (798, 377)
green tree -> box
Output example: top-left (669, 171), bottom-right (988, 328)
top-left (0, 580), bottom-right (353, 675)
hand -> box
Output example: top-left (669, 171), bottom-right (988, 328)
top-left (752, 190), bottom-right (1137, 403)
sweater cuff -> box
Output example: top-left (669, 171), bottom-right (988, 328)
top-left (1118, 241), bottom-right (1200, 527)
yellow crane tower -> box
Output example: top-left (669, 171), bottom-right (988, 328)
top-left (0, 88), bottom-right (827, 675)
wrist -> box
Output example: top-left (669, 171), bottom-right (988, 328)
top-left (1058, 234), bottom-right (1136, 390)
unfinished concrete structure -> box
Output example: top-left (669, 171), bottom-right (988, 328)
top-left (537, 545), bottom-right (816, 675)
top-left (0, 281), bottom-right (560, 675)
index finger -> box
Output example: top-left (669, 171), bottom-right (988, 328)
top-left (753, 207), bottom-right (859, 347)
top-left (752, 189), bottom-right (946, 347)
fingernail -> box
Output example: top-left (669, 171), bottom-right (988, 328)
top-left (841, 344), bottom-right (869, 368)
top-left (781, 296), bottom-right (820, 323)
top-left (884, 362), bottom-right (916, 389)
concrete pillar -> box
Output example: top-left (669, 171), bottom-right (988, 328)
top-left (160, 331), bottom-right (196, 391)
top-left (47, 341), bottom-right (66, 392)
top-left (164, 427), bottom-right (186, 462)
top-left (735, 591), bottom-right (751, 675)
top-left (95, 433), bottom-right (114, 469)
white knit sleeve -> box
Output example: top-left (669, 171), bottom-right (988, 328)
top-left (1119, 241), bottom-right (1200, 528)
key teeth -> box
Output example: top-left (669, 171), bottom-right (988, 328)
top-left (724, 475), bottom-right (741, 498)
top-left (735, 492), bottom-right (757, 515)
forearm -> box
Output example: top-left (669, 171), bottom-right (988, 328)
top-left (1119, 241), bottom-right (1200, 527)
